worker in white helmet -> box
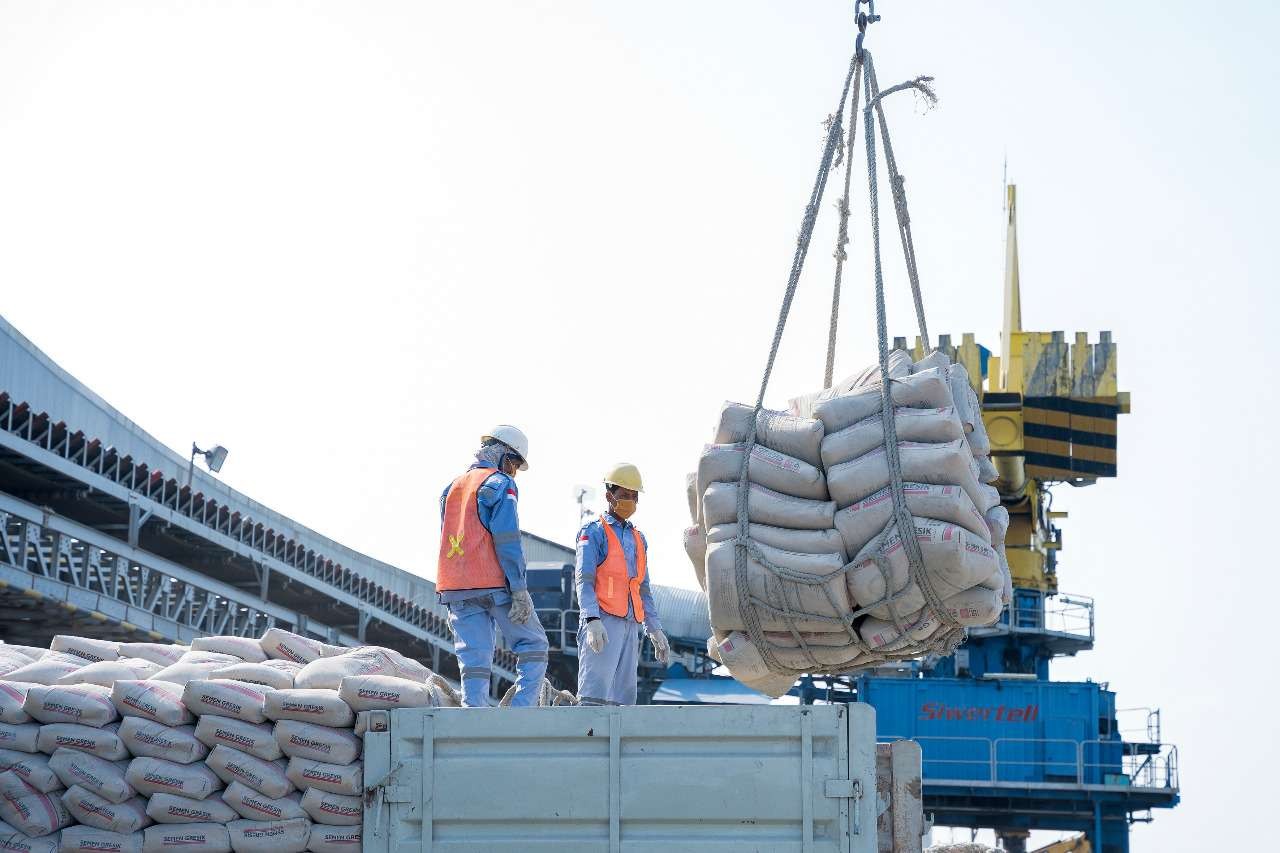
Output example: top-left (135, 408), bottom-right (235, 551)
top-left (574, 463), bottom-right (670, 705)
top-left (438, 425), bottom-right (549, 707)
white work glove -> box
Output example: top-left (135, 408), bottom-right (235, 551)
top-left (584, 618), bottom-right (608, 654)
top-left (508, 590), bottom-right (535, 625)
top-left (648, 628), bottom-right (670, 664)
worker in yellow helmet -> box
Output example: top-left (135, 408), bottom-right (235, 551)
top-left (574, 463), bottom-right (669, 705)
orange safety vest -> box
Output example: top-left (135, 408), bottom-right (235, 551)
top-left (596, 520), bottom-right (646, 622)
top-left (437, 468), bottom-right (508, 592)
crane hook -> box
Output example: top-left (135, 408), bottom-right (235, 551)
top-left (855, 0), bottom-right (881, 58)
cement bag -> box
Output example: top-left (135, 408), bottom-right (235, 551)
top-left (834, 482), bottom-right (989, 558)
top-left (715, 632), bottom-right (793, 686)
top-left (48, 750), bottom-right (132, 804)
top-left (125, 757), bottom-right (221, 801)
top-left (220, 783), bottom-right (305, 822)
top-left (706, 523), bottom-right (846, 560)
top-left (182, 682), bottom-right (268, 725)
top-left (306, 826), bottom-right (360, 853)
top-left (0, 650), bottom-right (33, 669)
top-left (205, 748), bottom-right (291, 801)
top-left (49, 638), bottom-right (119, 665)
top-left (273, 722), bottom-right (359, 766)
top-left (116, 719), bottom-right (204, 765)
top-left (284, 758), bottom-right (360, 797)
top-left (118, 645), bottom-right (187, 668)
top-left (0, 829), bottom-right (57, 853)
top-left (0, 752), bottom-right (57, 794)
top-left (3, 648), bottom-right (44, 661)
top-left (337, 676), bottom-right (433, 712)
top-left (193, 718), bottom-right (278, 762)
top-left (812, 366), bottom-right (953, 434)
top-left (263, 691), bottom-right (351, 729)
top-left (826, 439), bottom-right (987, 511)
top-left (858, 586), bottom-right (1003, 650)
top-left (426, 675), bottom-right (462, 708)
top-left (59, 826), bottom-right (143, 853)
top-left (0, 775), bottom-right (72, 836)
top-left (378, 649), bottom-right (430, 684)
top-left (0, 655), bottom-right (32, 677)
top-left (947, 364), bottom-right (992, 456)
top-left (23, 685), bottom-right (117, 727)
top-left (0, 726), bottom-right (38, 755)
top-left (149, 654), bottom-right (241, 688)
top-left (847, 519), bottom-right (1001, 620)
top-left (145, 793), bottom-right (238, 825)
top-left (293, 649), bottom-right (405, 691)
top-left (37, 725), bottom-right (128, 762)
top-left (976, 454), bottom-right (998, 484)
top-left (298, 788), bottom-right (359, 826)
top-left (715, 403), bottom-right (825, 468)
top-left (225, 818), bottom-right (310, 853)
top-left (0, 774), bottom-right (36, 799)
top-left (61, 786), bottom-right (150, 833)
top-left (257, 631), bottom-right (340, 666)
top-left (820, 407), bottom-right (965, 470)
top-left (188, 638), bottom-right (265, 664)
top-left (208, 662), bottom-right (300, 692)
top-left (0, 685), bottom-right (31, 725)
top-left (110, 682), bottom-right (192, 727)
top-left (59, 659), bottom-right (162, 688)
top-left (705, 541), bottom-right (849, 633)
top-left (697, 443), bottom-right (827, 502)
top-left (141, 823), bottom-right (230, 853)
top-left (977, 484), bottom-right (1000, 514)
top-left (701, 482), bottom-right (835, 531)
top-left (910, 349), bottom-right (951, 374)
top-left (682, 526), bottom-right (708, 591)
top-left (759, 632), bottom-right (871, 670)
top-left (3, 654), bottom-right (87, 687)
top-left (788, 349), bottom-right (915, 418)
top-left (984, 505), bottom-right (1009, 551)
top-left (685, 472), bottom-right (700, 525)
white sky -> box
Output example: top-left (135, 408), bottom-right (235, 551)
top-left (1, 1), bottom-right (1276, 849)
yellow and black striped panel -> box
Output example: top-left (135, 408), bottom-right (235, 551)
top-left (1023, 396), bottom-right (1118, 479)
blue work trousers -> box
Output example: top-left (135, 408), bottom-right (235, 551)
top-left (446, 591), bottom-right (549, 707)
top-left (576, 612), bottom-right (642, 706)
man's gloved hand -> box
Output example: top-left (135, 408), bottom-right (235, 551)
top-left (584, 618), bottom-right (608, 653)
top-left (648, 628), bottom-right (670, 664)
top-left (508, 590), bottom-right (535, 625)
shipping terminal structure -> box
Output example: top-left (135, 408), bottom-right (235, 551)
top-left (0, 188), bottom-right (1177, 852)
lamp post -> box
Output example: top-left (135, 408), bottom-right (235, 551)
top-left (188, 442), bottom-right (229, 487)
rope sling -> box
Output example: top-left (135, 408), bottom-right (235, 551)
top-left (730, 14), bottom-right (966, 677)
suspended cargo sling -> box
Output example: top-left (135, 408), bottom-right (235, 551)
top-left (687, 8), bottom-right (1011, 695)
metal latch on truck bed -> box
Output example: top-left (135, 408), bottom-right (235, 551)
top-left (824, 779), bottom-right (864, 835)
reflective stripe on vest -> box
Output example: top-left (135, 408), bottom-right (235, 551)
top-left (437, 468), bottom-right (507, 592)
top-left (596, 521), bottom-right (646, 622)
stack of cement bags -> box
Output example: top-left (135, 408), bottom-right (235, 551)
top-left (0, 628), bottom-right (451, 853)
top-left (684, 350), bottom-right (1012, 697)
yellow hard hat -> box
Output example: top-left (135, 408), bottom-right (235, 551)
top-left (603, 463), bottom-right (644, 493)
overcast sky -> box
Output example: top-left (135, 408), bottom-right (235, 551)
top-left (1, 1), bottom-right (1275, 848)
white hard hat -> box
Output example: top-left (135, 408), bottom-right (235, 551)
top-left (482, 424), bottom-right (529, 470)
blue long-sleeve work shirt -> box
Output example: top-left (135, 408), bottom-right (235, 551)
top-left (438, 463), bottom-right (526, 604)
top-left (575, 513), bottom-right (662, 633)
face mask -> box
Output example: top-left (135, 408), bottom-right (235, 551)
top-left (609, 498), bottom-right (637, 520)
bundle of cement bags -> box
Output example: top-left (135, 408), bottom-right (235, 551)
top-left (0, 628), bottom-right (453, 853)
top-left (685, 350), bottom-right (1012, 697)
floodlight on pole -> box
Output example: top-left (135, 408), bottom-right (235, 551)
top-left (188, 442), bottom-right (229, 487)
